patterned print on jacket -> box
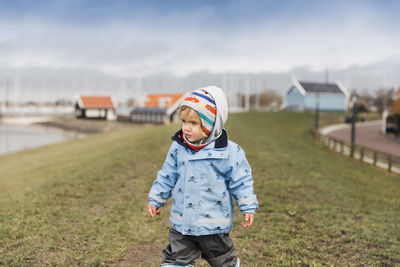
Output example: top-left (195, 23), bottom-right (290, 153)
top-left (148, 138), bottom-right (258, 236)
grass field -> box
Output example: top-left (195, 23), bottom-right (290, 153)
top-left (0, 112), bottom-right (399, 266)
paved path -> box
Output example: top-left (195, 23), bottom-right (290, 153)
top-left (325, 121), bottom-right (400, 157)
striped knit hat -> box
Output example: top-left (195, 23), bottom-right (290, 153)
top-left (181, 89), bottom-right (217, 135)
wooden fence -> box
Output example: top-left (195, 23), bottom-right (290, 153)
top-left (312, 129), bottom-right (400, 175)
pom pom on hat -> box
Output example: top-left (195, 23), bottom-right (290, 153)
top-left (181, 89), bottom-right (216, 135)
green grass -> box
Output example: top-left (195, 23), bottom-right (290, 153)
top-left (0, 112), bottom-right (399, 266)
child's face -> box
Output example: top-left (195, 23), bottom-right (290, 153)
top-left (181, 107), bottom-right (205, 143)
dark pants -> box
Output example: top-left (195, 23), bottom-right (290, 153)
top-left (162, 228), bottom-right (238, 267)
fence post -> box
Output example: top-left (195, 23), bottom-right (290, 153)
top-left (388, 155), bottom-right (392, 172)
top-left (373, 151), bottom-right (377, 166)
top-left (350, 103), bottom-right (358, 158)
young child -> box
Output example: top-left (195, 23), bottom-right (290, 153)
top-left (148, 86), bottom-right (258, 267)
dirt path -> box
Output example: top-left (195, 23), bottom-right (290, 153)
top-left (326, 122), bottom-right (400, 157)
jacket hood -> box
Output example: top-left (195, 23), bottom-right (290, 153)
top-left (199, 86), bottom-right (228, 143)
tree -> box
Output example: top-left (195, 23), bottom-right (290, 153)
top-left (374, 88), bottom-right (394, 113)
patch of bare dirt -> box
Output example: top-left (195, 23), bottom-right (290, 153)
top-left (110, 243), bottom-right (163, 267)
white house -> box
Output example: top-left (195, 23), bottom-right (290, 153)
top-left (75, 95), bottom-right (116, 120)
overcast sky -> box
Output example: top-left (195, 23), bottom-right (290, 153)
top-left (0, 0), bottom-right (399, 101)
top-left (1, 0), bottom-right (399, 75)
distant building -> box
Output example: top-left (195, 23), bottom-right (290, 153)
top-left (391, 88), bottom-right (400, 114)
top-left (130, 93), bottom-right (189, 124)
top-left (283, 79), bottom-right (350, 111)
top-left (75, 95), bottom-right (116, 120)
top-left (357, 100), bottom-right (371, 113)
top-left (385, 88), bottom-right (400, 135)
top-left (115, 106), bottom-right (134, 121)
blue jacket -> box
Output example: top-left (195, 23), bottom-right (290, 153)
top-left (148, 130), bottom-right (258, 236)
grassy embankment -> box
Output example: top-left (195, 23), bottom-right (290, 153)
top-left (0, 112), bottom-right (399, 266)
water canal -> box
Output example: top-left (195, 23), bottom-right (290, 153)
top-left (0, 123), bottom-right (75, 156)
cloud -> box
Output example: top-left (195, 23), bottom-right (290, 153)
top-left (0, 0), bottom-right (399, 80)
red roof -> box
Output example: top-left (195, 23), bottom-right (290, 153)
top-left (144, 94), bottom-right (185, 108)
top-left (79, 96), bottom-right (114, 108)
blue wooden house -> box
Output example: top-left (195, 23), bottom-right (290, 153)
top-left (284, 80), bottom-right (350, 111)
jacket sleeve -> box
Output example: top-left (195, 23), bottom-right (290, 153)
top-left (228, 145), bottom-right (259, 214)
top-left (148, 143), bottom-right (179, 208)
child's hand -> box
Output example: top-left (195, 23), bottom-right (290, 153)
top-left (148, 205), bottom-right (161, 218)
top-left (242, 213), bottom-right (254, 228)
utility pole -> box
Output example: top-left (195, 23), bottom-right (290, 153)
top-left (325, 68), bottom-right (329, 83)
top-left (3, 76), bottom-right (10, 114)
top-left (223, 72), bottom-right (229, 108)
top-left (245, 76), bottom-right (250, 111)
top-left (314, 92), bottom-right (320, 129)
top-left (350, 98), bottom-right (358, 158)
